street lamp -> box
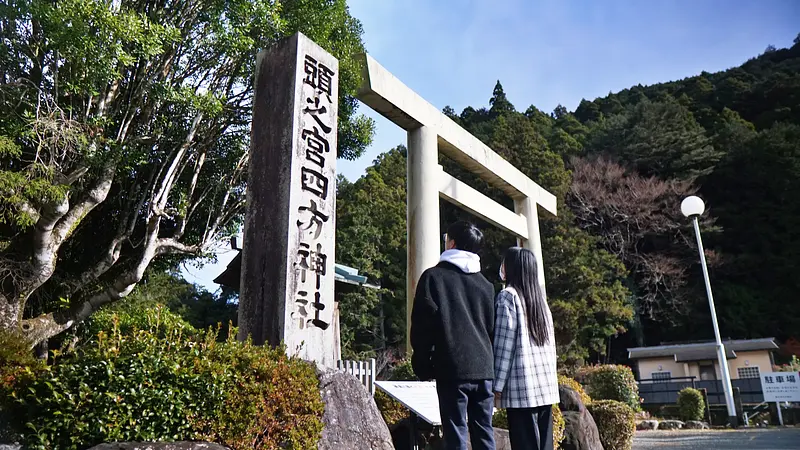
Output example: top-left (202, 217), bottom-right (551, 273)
top-left (681, 196), bottom-right (738, 426)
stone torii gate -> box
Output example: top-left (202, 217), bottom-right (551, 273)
top-left (353, 54), bottom-right (558, 351)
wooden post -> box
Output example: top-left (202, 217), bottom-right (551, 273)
top-left (701, 388), bottom-right (712, 424)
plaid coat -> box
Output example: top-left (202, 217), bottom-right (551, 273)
top-left (493, 287), bottom-right (560, 409)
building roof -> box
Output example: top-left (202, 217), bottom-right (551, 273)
top-left (627, 338), bottom-right (778, 361)
top-left (213, 250), bottom-right (380, 292)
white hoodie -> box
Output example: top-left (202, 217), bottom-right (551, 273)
top-left (439, 249), bottom-right (481, 274)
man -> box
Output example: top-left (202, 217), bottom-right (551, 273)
top-left (410, 221), bottom-right (496, 450)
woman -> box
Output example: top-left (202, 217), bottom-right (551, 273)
top-left (493, 247), bottom-right (559, 450)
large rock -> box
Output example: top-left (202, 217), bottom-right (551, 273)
top-left (466, 428), bottom-right (511, 450)
top-left (318, 369), bottom-right (394, 450)
top-left (658, 420), bottom-right (684, 430)
top-left (88, 444), bottom-right (229, 450)
top-left (683, 420), bottom-right (709, 430)
top-left (559, 386), bottom-right (603, 450)
top-left (636, 420), bottom-right (659, 431)
top-left (0, 445), bottom-right (21, 450)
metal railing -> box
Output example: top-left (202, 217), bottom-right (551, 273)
top-left (638, 376), bottom-right (764, 405)
top-left (337, 358), bottom-right (377, 396)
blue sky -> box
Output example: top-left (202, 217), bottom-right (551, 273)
top-left (183, 0), bottom-right (799, 291)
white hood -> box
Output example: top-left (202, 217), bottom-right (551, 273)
top-left (439, 249), bottom-right (481, 274)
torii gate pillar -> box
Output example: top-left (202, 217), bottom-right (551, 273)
top-left (407, 126), bottom-right (442, 345)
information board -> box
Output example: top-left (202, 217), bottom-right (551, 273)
top-left (760, 371), bottom-right (800, 402)
top-left (375, 381), bottom-right (442, 425)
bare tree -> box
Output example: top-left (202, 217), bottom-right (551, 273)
top-left (568, 156), bottom-right (714, 319)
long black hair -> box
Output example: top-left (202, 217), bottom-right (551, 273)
top-left (502, 247), bottom-right (550, 346)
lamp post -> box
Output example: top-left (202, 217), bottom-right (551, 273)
top-left (681, 196), bottom-right (738, 426)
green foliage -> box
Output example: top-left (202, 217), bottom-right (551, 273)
top-left (677, 388), bottom-right (705, 422)
top-left (492, 409), bottom-right (508, 429)
top-left (558, 375), bottom-right (592, 406)
top-left (0, 329), bottom-right (43, 443)
top-left (571, 40), bottom-right (800, 346)
top-left (493, 405), bottom-right (565, 449)
top-left (374, 358), bottom-right (416, 428)
top-left (578, 365), bottom-right (640, 411)
top-left (68, 271), bottom-right (237, 346)
top-left (4, 306), bottom-right (323, 450)
top-left (0, 0), bottom-right (374, 346)
top-left (590, 96), bottom-right (723, 179)
top-left (374, 390), bottom-right (407, 428)
top-left (390, 358), bottom-right (417, 381)
top-left (440, 100), bottom-right (632, 366)
top-left (587, 400), bottom-right (636, 450)
top-left (337, 95), bottom-right (633, 366)
top-left (775, 356), bottom-right (800, 372)
top-left (336, 147), bottom-right (409, 355)
top-left (553, 405), bottom-right (565, 449)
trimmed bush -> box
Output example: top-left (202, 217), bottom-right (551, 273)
top-left (4, 305), bottom-right (323, 450)
top-left (553, 405), bottom-right (565, 448)
top-left (375, 358), bottom-right (416, 427)
top-left (390, 358), bottom-right (416, 381)
top-left (578, 365), bottom-right (640, 410)
top-left (493, 405), bottom-right (566, 449)
top-left (588, 400), bottom-right (636, 450)
top-left (492, 408), bottom-right (509, 430)
top-left (677, 388), bottom-right (706, 422)
top-left (558, 374), bottom-right (592, 405)
top-left (374, 390), bottom-right (408, 427)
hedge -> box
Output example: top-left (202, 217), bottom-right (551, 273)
top-left (677, 388), bottom-right (705, 422)
top-left (558, 374), bottom-right (592, 405)
top-left (587, 400), bottom-right (636, 450)
top-left (493, 405), bottom-right (565, 449)
top-left (2, 305), bottom-right (323, 450)
top-left (375, 358), bottom-right (416, 427)
top-left (577, 365), bottom-right (640, 410)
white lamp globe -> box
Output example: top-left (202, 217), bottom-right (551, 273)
top-left (681, 196), bottom-right (705, 218)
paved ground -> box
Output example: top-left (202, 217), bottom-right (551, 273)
top-left (633, 428), bottom-right (800, 449)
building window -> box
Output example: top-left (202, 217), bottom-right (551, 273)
top-left (651, 371), bottom-right (671, 381)
top-left (738, 366), bottom-right (760, 379)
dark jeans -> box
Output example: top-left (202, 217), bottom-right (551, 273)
top-left (436, 379), bottom-right (496, 450)
top-left (507, 405), bottom-right (554, 450)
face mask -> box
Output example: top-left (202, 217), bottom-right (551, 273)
top-left (499, 266), bottom-right (505, 281)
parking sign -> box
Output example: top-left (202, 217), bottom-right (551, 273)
top-left (760, 371), bottom-right (800, 402)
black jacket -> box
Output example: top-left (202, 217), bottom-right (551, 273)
top-left (410, 261), bottom-right (495, 381)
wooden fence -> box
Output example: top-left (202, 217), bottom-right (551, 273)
top-left (337, 358), bottom-right (377, 396)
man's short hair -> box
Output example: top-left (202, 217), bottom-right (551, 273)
top-left (447, 221), bottom-right (483, 253)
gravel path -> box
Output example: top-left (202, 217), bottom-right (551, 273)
top-left (633, 428), bottom-right (800, 449)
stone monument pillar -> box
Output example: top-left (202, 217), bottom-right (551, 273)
top-left (239, 32), bottom-right (339, 367)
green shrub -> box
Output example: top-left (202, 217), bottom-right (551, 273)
top-left (493, 405), bottom-right (565, 450)
top-left (492, 408), bottom-right (509, 430)
top-left (578, 365), bottom-right (640, 410)
top-left (76, 297), bottom-right (199, 343)
top-left (4, 305), bottom-right (323, 450)
top-left (558, 374), bottom-right (592, 405)
top-left (587, 400), bottom-right (636, 450)
top-left (374, 390), bottom-right (408, 427)
top-left (553, 405), bottom-right (565, 449)
top-left (0, 329), bottom-right (44, 443)
top-left (677, 388), bottom-right (705, 422)
top-left (374, 358), bottom-right (416, 428)
top-left (390, 358), bottom-right (417, 381)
